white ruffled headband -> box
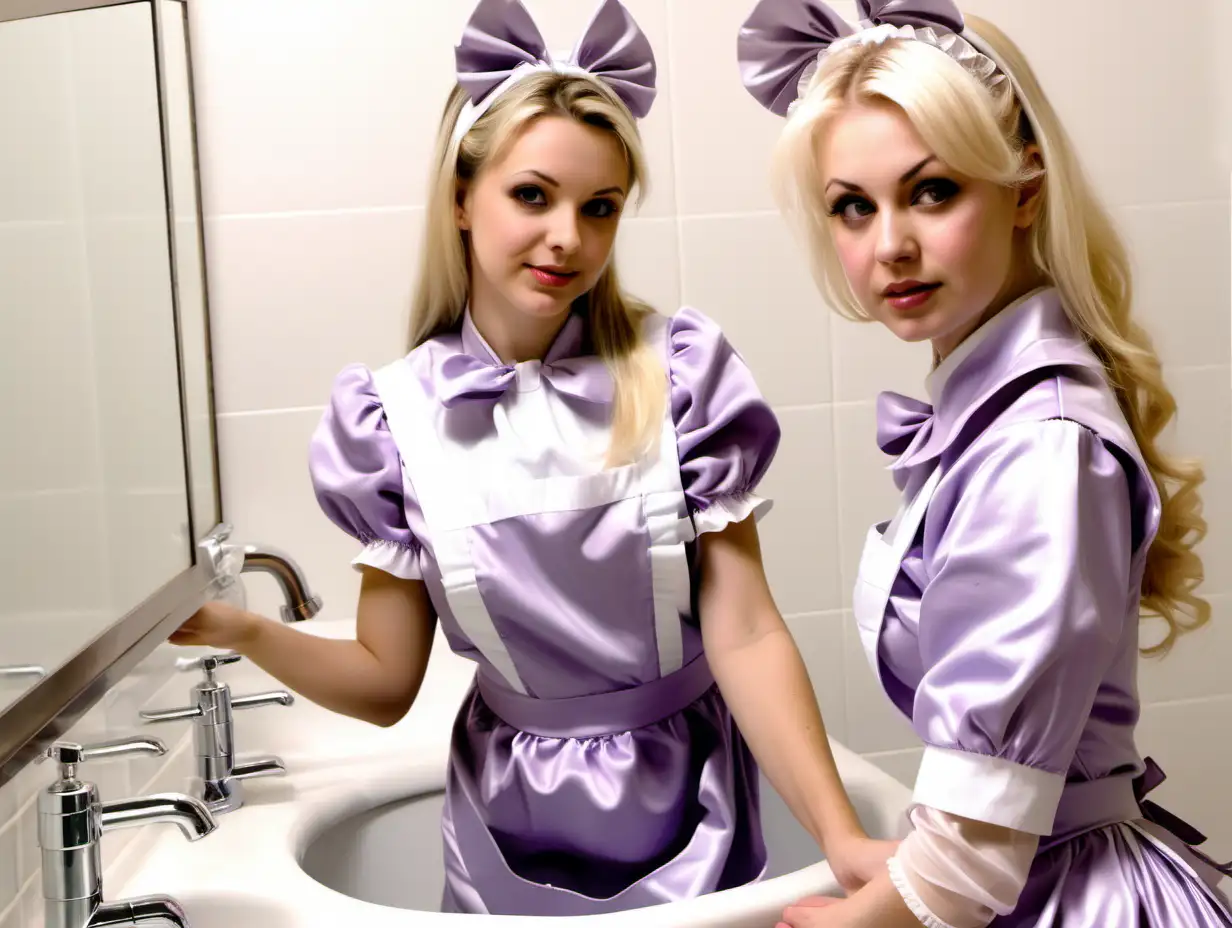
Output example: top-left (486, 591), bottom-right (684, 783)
top-left (736, 0), bottom-right (1018, 118)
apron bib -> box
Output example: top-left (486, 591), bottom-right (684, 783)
top-left (852, 466), bottom-right (942, 682)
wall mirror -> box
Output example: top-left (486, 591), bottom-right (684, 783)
top-left (0, 0), bottom-right (222, 785)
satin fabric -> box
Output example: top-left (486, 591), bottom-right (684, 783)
top-left (442, 681), bottom-right (765, 914)
top-left (867, 289), bottom-right (1232, 926)
top-left (737, 0), bottom-right (967, 115)
top-left (309, 306), bottom-right (780, 914)
top-left (455, 0), bottom-right (657, 120)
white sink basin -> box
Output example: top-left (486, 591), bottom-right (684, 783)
top-left (107, 618), bottom-right (913, 928)
top-left (299, 772), bottom-right (895, 913)
top-left (170, 894), bottom-right (299, 928)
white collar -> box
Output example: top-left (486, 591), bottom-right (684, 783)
top-left (924, 286), bottom-right (1050, 402)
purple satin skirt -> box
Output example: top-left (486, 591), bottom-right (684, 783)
top-left (438, 657), bottom-right (767, 915)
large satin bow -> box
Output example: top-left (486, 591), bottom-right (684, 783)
top-left (738, 0), bottom-right (965, 116)
top-left (1135, 757), bottom-right (1232, 877)
top-left (438, 353), bottom-right (614, 409)
top-left (876, 390), bottom-right (934, 457)
top-left (456, 0), bottom-right (657, 120)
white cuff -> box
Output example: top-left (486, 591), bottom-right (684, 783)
top-left (913, 746), bottom-right (1063, 835)
top-left (692, 494), bottom-right (772, 535)
top-left (351, 539), bottom-right (422, 580)
top-left (888, 856), bottom-right (957, 928)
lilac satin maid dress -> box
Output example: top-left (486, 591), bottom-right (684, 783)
top-left (309, 306), bottom-right (779, 916)
top-left (855, 287), bottom-right (1232, 926)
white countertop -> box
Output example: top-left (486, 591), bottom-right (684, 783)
top-left (97, 619), bottom-right (912, 928)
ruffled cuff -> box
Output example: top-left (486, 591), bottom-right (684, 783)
top-left (351, 539), bottom-right (421, 581)
top-left (888, 856), bottom-right (958, 928)
top-left (692, 493), bottom-right (773, 536)
top-left (913, 746), bottom-right (1064, 835)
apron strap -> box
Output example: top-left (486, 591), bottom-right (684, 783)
top-left (373, 358), bottom-right (529, 694)
top-left (852, 464), bottom-right (943, 678)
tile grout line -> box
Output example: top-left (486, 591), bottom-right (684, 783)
top-left (206, 205), bottom-right (425, 221)
top-left (1141, 693), bottom-right (1232, 711)
top-left (216, 404), bottom-right (326, 420)
top-left (860, 747), bottom-right (925, 759)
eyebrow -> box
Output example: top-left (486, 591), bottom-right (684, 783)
top-left (824, 155), bottom-right (939, 194)
top-left (520, 170), bottom-right (625, 198)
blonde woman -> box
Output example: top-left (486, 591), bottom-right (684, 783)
top-left (172, 0), bottom-right (894, 915)
top-left (738, 0), bottom-right (1232, 926)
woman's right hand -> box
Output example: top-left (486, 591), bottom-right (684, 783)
top-left (169, 600), bottom-right (260, 651)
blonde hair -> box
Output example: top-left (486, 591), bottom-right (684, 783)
top-left (773, 15), bottom-right (1208, 655)
top-left (409, 73), bottom-right (664, 465)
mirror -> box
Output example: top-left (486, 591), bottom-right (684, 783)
top-left (0, 0), bottom-right (219, 729)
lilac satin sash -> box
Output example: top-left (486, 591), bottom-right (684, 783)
top-left (1045, 759), bottom-right (1231, 878)
top-left (475, 655), bottom-right (716, 739)
top-left (1045, 774), bottom-right (1141, 851)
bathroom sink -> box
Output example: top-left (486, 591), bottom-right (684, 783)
top-left (300, 788), bottom-right (447, 910)
top-left (110, 660), bottom-right (910, 928)
top-left (298, 772), bottom-right (897, 912)
top-left (171, 893), bottom-right (299, 928)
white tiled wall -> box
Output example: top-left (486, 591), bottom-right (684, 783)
top-left (181, 0), bottom-right (1231, 862)
top-left (5, 1), bottom-right (1225, 920)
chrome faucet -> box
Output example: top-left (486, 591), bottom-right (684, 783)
top-left (0, 664), bottom-right (45, 681)
top-left (241, 542), bottom-right (323, 623)
top-left (37, 737), bottom-right (217, 928)
top-left (199, 523), bottom-right (322, 623)
top-left (139, 653), bottom-right (292, 813)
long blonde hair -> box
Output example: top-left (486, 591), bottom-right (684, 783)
top-left (409, 73), bottom-right (664, 465)
top-left (773, 15), bottom-right (1208, 655)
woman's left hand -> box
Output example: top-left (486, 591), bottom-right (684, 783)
top-left (776, 838), bottom-right (905, 927)
top-left (779, 864), bottom-right (925, 928)
top-left (827, 835), bottom-right (900, 895)
top-left (777, 895), bottom-right (847, 928)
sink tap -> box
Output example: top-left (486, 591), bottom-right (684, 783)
top-left (86, 897), bottom-right (189, 928)
top-left (140, 653), bottom-right (293, 814)
top-left (241, 541), bottom-right (323, 623)
top-left (37, 738), bottom-right (217, 928)
top-left (0, 663), bottom-right (46, 680)
top-left (199, 523), bottom-right (322, 623)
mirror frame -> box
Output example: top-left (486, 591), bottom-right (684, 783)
top-left (0, 0), bottom-right (223, 787)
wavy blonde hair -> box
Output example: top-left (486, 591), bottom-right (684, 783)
top-left (772, 15), bottom-right (1208, 655)
top-left (409, 73), bottom-right (664, 465)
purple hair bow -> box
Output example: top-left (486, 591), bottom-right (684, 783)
top-left (738, 0), bottom-right (967, 116)
top-left (452, 0), bottom-right (656, 144)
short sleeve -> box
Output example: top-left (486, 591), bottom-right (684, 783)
top-left (668, 307), bottom-right (782, 536)
top-left (309, 364), bottom-right (422, 580)
top-left (911, 419), bottom-right (1134, 834)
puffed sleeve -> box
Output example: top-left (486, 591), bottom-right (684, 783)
top-left (309, 364), bottom-right (422, 580)
top-left (668, 307), bottom-right (782, 536)
top-left (911, 418), bottom-right (1134, 835)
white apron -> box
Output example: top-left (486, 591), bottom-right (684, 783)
top-left (852, 466), bottom-right (942, 679)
